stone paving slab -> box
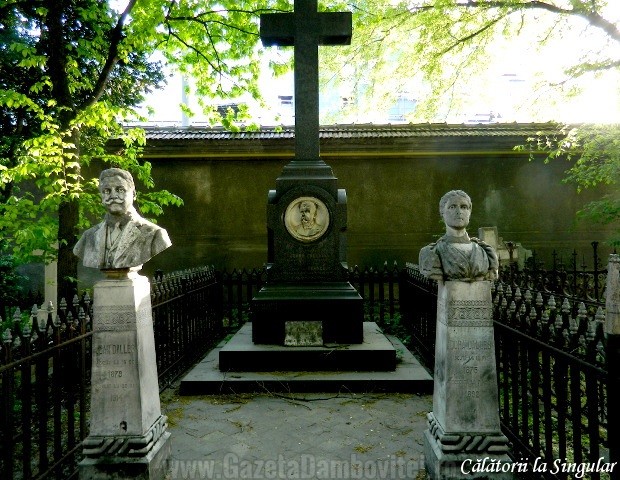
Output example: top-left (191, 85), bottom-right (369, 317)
top-left (162, 386), bottom-right (432, 480)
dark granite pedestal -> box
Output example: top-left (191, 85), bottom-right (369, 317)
top-left (251, 282), bottom-right (363, 345)
top-left (251, 172), bottom-right (366, 347)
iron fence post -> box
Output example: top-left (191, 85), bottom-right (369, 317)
top-left (605, 254), bottom-right (620, 479)
top-left (1, 328), bottom-right (15, 480)
top-left (592, 241), bottom-right (601, 302)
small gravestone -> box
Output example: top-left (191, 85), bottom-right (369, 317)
top-left (75, 168), bottom-right (171, 480)
top-left (419, 190), bottom-right (512, 479)
top-left (251, 0), bottom-right (364, 346)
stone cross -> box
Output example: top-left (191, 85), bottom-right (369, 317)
top-left (260, 0), bottom-right (352, 160)
top-left (253, 1), bottom-right (362, 347)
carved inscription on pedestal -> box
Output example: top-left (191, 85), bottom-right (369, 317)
top-left (446, 299), bottom-right (492, 326)
top-left (448, 336), bottom-right (494, 403)
top-left (93, 304), bottom-right (151, 331)
top-left (286, 251), bottom-right (334, 274)
top-left (92, 335), bottom-right (138, 407)
top-left (446, 295), bottom-right (493, 402)
top-left (90, 301), bottom-right (153, 437)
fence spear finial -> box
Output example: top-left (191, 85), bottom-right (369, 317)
top-left (2, 328), bottom-right (12, 344)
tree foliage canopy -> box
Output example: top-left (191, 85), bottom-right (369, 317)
top-left (321, 0), bottom-right (620, 123)
top-left (0, 0), bottom-right (288, 290)
top-left (1, 0), bottom-right (619, 283)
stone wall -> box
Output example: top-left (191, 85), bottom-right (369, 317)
top-left (129, 125), bottom-right (615, 276)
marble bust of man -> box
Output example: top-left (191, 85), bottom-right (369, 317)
top-left (73, 168), bottom-right (171, 270)
top-left (419, 190), bottom-right (498, 282)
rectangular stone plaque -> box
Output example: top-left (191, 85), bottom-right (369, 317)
top-left (437, 281), bottom-right (493, 327)
top-left (284, 321), bottom-right (323, 346)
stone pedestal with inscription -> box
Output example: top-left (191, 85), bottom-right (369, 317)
top-left (424, 281), bottom-right (512, 479)
top-left (251, 168), bottom-right (364, 345)
top-left (79, 271), bottom-right (170, 480)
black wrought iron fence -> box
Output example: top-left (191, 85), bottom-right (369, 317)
top-left (401, 260), bottom-right (613, 480)
top-left (399, 263), bottom-right (437, 367)
top-left (216, 263), bottom-right (404, 337)
top-left (217, 268), bottom-right (266, 329)
top-left (152, 266), bottom-right (223, 390)
top-left (349, 262), bottom-right (400, 324)
top-left (0, 296), bottom-right (92, 480)
top-left (493, 283), bottom-right (608, 480)
top-left (0, 265), bottom-right (223, 480)
top-left (500, 241), bottom-right (608, 307)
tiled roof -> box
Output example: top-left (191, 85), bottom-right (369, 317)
top-left (139, 122), bottom-right (562, 142)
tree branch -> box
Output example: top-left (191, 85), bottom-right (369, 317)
top-left (458, 1), bottom-right (574, 15)
top-left (164, 29), bottom-right (251, 101)
top-left (198, 8), bottom-right (279, 16)
top-left (166, 31), bottom-right (222, 86)
top-left (440, 15), bottom-right (506, 55)
top-left (77, 0), bottom-right (139, 112)
top-left (404, 1), bottom-right (620, 45)
top-left (460, 1), bottom-right (620, 43)
top-left (167, 15), bottom-right (258, 37)
top-left (568, 58), bottom-right (620, 75)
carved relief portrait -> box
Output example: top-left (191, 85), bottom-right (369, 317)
top-left (284, 196), bottom-right (329, 242)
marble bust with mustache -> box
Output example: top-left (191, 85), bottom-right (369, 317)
top-left (73, 168), bottom-right (171, 270)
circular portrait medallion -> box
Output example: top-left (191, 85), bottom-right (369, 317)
top-left (284, 196), bottom-right (330, 243)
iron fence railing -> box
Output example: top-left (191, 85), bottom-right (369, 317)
top-left (0, 297), bottom-right (92, 480)
top-left (401, 259), bottom-right (612, 480)
top-left (0, 266), bottom-right (223, 480)
top-left (216, 263), bottom-right (403, 330)
top-left (1, 247), bottom-right (615, 480)
top-left (493, 283), bottom-right (608, 480)
top-left (152, 266), bottom-right (222, 390)
top-left (500, 241), bottom-right (608, 307)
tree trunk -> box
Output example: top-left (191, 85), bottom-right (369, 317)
top-left (57, 199), bottom-right (80, 304)
top-left (57, 128), bottom-right (81, 304)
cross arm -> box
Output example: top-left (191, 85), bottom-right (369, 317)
top-left (260, 12), bottom-right (352, 46)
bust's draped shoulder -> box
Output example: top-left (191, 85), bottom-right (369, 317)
top-left (419, 241), bottom-right (444, 281)
top-left (419, 236), bottom-right (498, 281)
top-left (471, 237), bottom-right (499, 274)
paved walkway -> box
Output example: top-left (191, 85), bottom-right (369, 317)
top-left (161, 383), bottom-right (433, 480)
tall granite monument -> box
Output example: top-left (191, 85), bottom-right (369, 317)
top-left (75, 168), bottom-right (171, 480)
top-left (419, 190), bottom-right (512, 479)
top-left (251, 0), bottom-right (364, 346)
